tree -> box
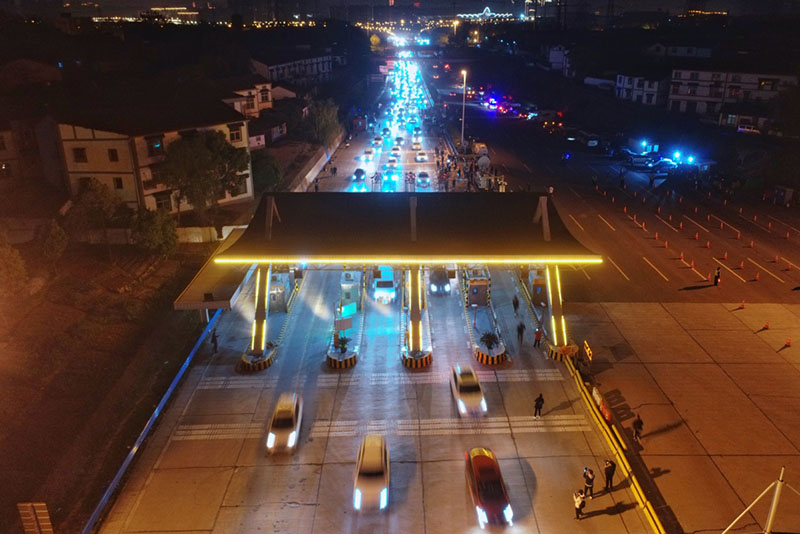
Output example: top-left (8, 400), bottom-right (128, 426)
top-left (480, 331), bottom-right (499, 351)
top-left (0, 240), bottom-right (27, 298)
top-left (39, 220), bottom-right (68, 265)
top-left (159, 130), bottom-right (249, 222)
top-left (131, 209), bottom-right (178, 256)
top-left (63, 178), bottom-right (121, 250)
top-left (308, 99), bottom-right (340, 147)
top-left (251, 150), bottom-right (283, 193)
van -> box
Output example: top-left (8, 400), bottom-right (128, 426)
top-left (373, 266), bottom-right (396, 304)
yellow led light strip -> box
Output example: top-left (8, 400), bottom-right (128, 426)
top-left (416, 268), bottom-right (422, 348)
top-left (561, 315), bottom-right (568, 346)
top-left (261, 319), bottom-right (267, 352)
top-left (555, 265), bottom-right (563, 307)
top-left (215, 257), bottom-right (603, 265)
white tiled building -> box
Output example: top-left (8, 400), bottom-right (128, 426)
top-left (667, 68), bottom-right (797, 115)
top-left (251, 52), bottom-right (333, 88)
top-left (615, 71), bottom-right (669, 106)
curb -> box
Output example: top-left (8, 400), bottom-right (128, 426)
top-left (238, 347), bottom-right (277, 373)
top-left (401, 351), bottom-right (432, 368)
top-left (474, 346), bottom-right (507, 365)
top-left (327, 352), bottom-right (358, 369)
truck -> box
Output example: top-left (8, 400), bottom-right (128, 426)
top-left (373, 266), bottom-right (396, 304)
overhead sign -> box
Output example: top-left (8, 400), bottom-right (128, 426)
top-left (335, 316), bottom-right (353, 332)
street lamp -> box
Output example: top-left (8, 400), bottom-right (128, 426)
top-left (460, 69), bottom-right (467, 152)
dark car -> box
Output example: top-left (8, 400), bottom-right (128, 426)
top-left (352, 168), bottom-right (367, 181)
top-left (465, 447), bottom-right (513, 528)
top-left (429, 268), bottom-right (451, 294)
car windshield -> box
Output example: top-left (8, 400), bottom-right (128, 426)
top-left (460, 382), bottom-right (481, 393)
top-left (359, 465), bottom-right (385, 477)
top-left (376, 281), bottom-right (393, 288)
top-left (272, 412), bottom-right (294, 428)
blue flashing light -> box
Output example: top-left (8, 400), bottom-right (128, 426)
top-left (688, 156), bottom-right (695, 163)
top-left (641, 140), bottom-right (647, 148)
top-left (673, 151), bottom-right (681, 160)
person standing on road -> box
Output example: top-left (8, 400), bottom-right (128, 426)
top-left (633, 414), bottom-right (644, 442)
top-left (714, 266), bottom-right (721, 286)
top-left (534, 328), bottom-right (542, 347)
top-left (583, 467), bottom-right (595, 499)
top-left (534, 393), bottom-right (544, 419)
top-left (314, 178), bottom-right (319, 192)
top-left (332, 166), bottom-right (337, 177)
top-left (573, 489), bottom-right (586, 520)
top-left (512, 295), bottom-right (520, 316)
top-left (517, 321), bottom-right (526, 347)
top-left (211, 329), bottom-right (218, 354)
top-left (604, 460), bottom-right (616, 492)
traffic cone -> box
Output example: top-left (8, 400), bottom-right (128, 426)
top-left (603, 190), bottom-right (607, 197)
top-left (737, 232), bottom-right (741, 240)
top-left (654, 232), bottom-right (659, 240)
top-left (706, 241), bottom-right (711, 249)
top-left (786, 232), bottom-right (790, 239)
top-left (679, 221), bottom-right (684, 230)
top-left (642, 222), bottom-right (646, 230)
top-left (763, 321), bottom-right (769, 330)
top-left (786, 337), bottom-right (792, 347)
top-left (707, 214), bottom-right (711, 222)
top-left (723, 251), bottom-right (728, 260)
top-left (633, 191), bottom-right (637, 198)
top-left (774, 256), bottom-right (779, 263)
top-left (695, 232), bottom-right (699, 240)
top-left (669, 215), bottom-right (673, 222)
top-left (657, 206), bottom-right (661, 214)
top-left (642, 197), bottom-right (646, 204)
top-left (664, 240), bottom-right (669, 248)
top-left (755, 272), bottom-right (760, 281)
top-left (694, 207), bottom-right (698, 214)
top-left (680, 251), bottom-right (684, 261)
top-left (738, 261), bottom-right (744, 269)
top-left (706, 272), bottom-right (711, 282)
top-left (739, 207), bottom-right (743, 214)
top-left (690, 259), bottom-right (695, 269)
top-left (749, 240), bottom-right (754, 248)
top-left (738, 301), bottom-right (745, 310)
top-left (611, 196), bottom-right (615, 203)
top-left (624, 206), bottom-right (627, 213)
top-left (720, 222), bottom-right (724, 230)
top-left (633, 214), bottom-right (637, 222)
top-left (768, 222), bottom-right (772, 230)
top-left (724, 199), bottom-right (728, 206)
top-left (753, 215), bottom-right (757, 222)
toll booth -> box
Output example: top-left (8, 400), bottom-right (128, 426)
top-left (527, 268), bottom-right (547, 306)
top-left (340, 270), bottom-right (362, 313)
top-left (269, 270), bottom-right (295, 313)
top-left (463, 266), bottom-right (491, 306)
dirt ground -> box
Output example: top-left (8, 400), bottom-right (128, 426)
top-left (0, 244), bottom-right (209, 534)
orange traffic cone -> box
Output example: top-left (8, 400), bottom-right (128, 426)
top-left (786, 337), bottom-right (792, 347)
top-left (738, 301), bottom-right (745, 310)
top-left (754, 272), bottom-right (760, 281)
top-left (764, 321), bottom-right (770, 330)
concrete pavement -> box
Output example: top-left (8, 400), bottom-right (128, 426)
top-left (568, 301), bottom-right (800, 534)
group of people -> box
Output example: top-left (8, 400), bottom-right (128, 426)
top-left (573, 460), bottom-right (617, 520)
top-left (512, 295), bottom-right (543, 350)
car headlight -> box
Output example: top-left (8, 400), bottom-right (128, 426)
top-left (476, 506), bottom-right (488, 528)
top-left (431, 283), bottom-right (437, 292)
top-left (444, 283), bottom-right (451, 292)
top-left (287, 430), bottom-right (297, 448)
top-left (458, 399), bottom-right (467, 414)
top-left (503, 504), bottom-right (514, 524)
top-left (379, 487), bottom-right (388, 510)
top-left (266, 432), bottom-right (276, 449)
top-left (480, 397), bottom-right (487, 412)
top-left (354, 488), bottom-right (362, 510)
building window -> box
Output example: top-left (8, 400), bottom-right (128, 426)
top-left (671, 82), bottom-right (680, 94)
top-left (154, 191), bottom-right (172, 211)
top-left (78, 176), bottom-right (92, 189)
top-left (689, 72), bottom-right (699, 81)
top-left (636, 79), bottom-right (644, 88)
top-left (674, 71), bottom-right (682, 80)
top-left (729, 86), bottom-right (741, 98)
top-left (260, 87), bottom-right (270, 102)
top-left (246, 95), bottom-right (255, 110)
top-left (759, 78), bottom-right (777, 91)
top-left (145, 136), bottom-right (164, 157)
top-left (73, 147), bottom-right (88, 162)
top-left (712, 73), bottom-right (721, 80)
top-left (113, 177), bottom-right (123, 190)
top-left (688, 83), bottom-right (698, 96)
top-left (646, 94), bottom-right (654, 104)
top-left (0, 135), bottom-right (5, 151)
top-left (108, 148), bottom-right (119, 162)
top-left (727, 114), bottom-right (737, 126)
top-left (731, 74), bottom-right (741, 82)
top-left (229, 123), bottom-right (242, 143)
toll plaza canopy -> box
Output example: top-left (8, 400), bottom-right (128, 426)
top-left (213, 192), bottom-right (602, 265)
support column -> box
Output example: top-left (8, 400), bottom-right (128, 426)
top-left (408, 266), bottom-right (423, 353)
top-left (250, 263), bottom-right (272, 357)
top-left (544, 264), bottom-right (567, 346)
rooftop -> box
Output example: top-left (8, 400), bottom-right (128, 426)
top-left (214, 192), bottom-right (601, 265)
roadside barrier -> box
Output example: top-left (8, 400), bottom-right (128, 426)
top-left (475, 346), bottom-right (507, 365)
top-left (327, 352), bottom-right (358, 369)
top-left (402, 351), bottom-right (432, 368)
top-left (83, 309), bottom-right (222, 534)
top-left (238, 347), bottom-right (277, 372)
top-left (564, 355), bottom-right (667, 534)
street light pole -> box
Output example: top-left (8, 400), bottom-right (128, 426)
top-left (460, 70), bottom-right (467, 153)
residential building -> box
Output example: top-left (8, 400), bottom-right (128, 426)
top-left (215, 74), bottom-right (273, 119)
top-left (668, 67), bottom-right (797, 116)
top-left (57, 100), bottom-right (253, 214)
top-left (615, 68), bottom-right (670, 106)
top-left (645, 42), bottom-right (712, 60)
top-left (251, 50), bottom-right (333, 88)
top-left (539, 44), bottom-right (574, 78)
top-left (0, 116), bottom-right (63, 190)
top-left (248, 113), bottom-right (287, 150)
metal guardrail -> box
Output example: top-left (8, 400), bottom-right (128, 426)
top-left (82, 309), bottom-right (222, 534)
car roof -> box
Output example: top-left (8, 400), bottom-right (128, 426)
top-left (360, 434), bottom-right (385, 471)
top-left (275, 393), bottom-right (297, 415)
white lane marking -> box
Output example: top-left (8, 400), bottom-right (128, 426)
top-left (597, 214), bottom-right (616, 231)
top-left (568, 214), bottom-right (585, 231)
top-left (746, 257), bottom-right (785, 283)
top-left (642, 256), bottom-right (669, 282)
top-left (606, 256), bottom-right (630, 281)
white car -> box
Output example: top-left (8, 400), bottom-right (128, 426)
top-left (372, 136), bottom-right (383, 146)
top-left (386, 157), bottom-right (398, 169)
top-left (364, 148), bottom-right (375, 161)
top-left (415, 151), bottom-right (427, 162)
top-left (391, 146), bottom-right (402, 156)
top-left (416, 171), bottom-right (431, 186)
top-left (266, 392), bottom-right (303, 454)
top-left (449, 365), bottom-right (487, 417)
top-left (411, 142), bottom-right (422, 151)
top-left (353, 434), bottom-right (390, 511)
